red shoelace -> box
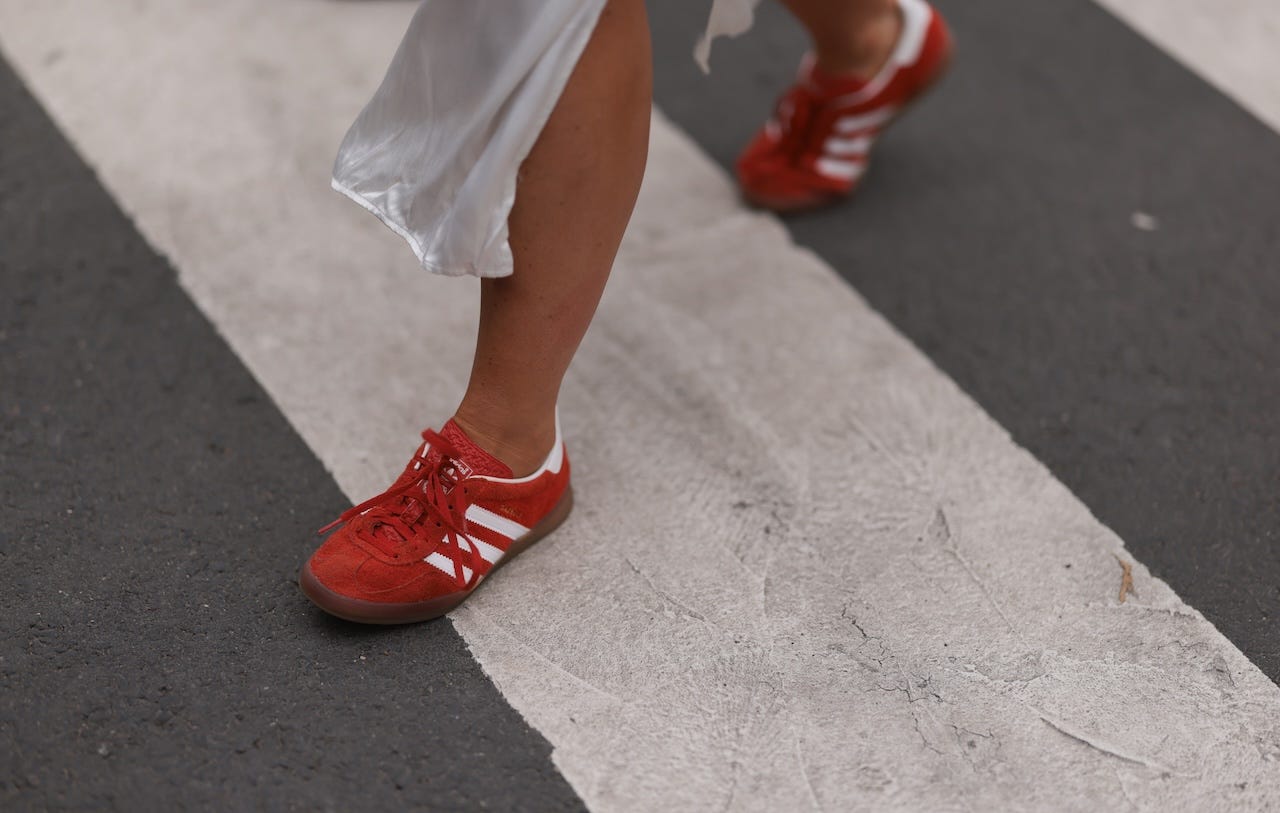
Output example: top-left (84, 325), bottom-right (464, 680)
top-left (317, 429), bottom-right (487, 589)
top-left (774, 86), bottom-right (821, 160)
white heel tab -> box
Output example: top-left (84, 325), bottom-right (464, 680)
top-left (475, 408), bottom-right (565, 484)
top-left (893, 0), bottom-right (932, 67)
top-left (833, 0), bottom-right (932, 107)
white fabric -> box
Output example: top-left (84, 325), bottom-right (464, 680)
top-left (332, 0), bottom-right (760, 278)
top-left (695, 0), bottom-right (764, 73)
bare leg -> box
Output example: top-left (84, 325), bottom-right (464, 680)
top-left (452, 0), bottom-right (651, 476)
top-left (778, 0), bottom-right (902, 78)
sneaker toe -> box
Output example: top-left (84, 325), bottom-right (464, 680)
top-left (740, 168), bottom-right (845, 212)
top-left (307, 530), bottom-right (444, 604)
top-left (735, 131), bottom-right (786, 182)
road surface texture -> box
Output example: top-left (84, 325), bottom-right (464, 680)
top-left (2, 0), bottom-right (1278, 810)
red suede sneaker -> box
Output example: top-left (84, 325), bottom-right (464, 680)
top-left (300, 418), bottom-right (573, 624)
top-left (736, 0), bottom-right (952, 212)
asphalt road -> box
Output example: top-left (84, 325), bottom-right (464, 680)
top-left (2, 0), bottom-right (1278, 809)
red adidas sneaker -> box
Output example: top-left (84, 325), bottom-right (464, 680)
top-left (736, 0), bottom-right (953, 212)
top-left (300, 418), bottom-right (573, 624)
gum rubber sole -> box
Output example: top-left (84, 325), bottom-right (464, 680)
top-left (299, 485), bottom-right (575, 625)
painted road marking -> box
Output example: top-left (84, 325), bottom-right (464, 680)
top-left (1096, 0), bottom-right (1280, 134)
top-left (3, 1), bottom-right (1278, 810)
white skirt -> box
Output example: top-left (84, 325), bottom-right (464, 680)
top-left (332, 0), bottom-right (760, 278)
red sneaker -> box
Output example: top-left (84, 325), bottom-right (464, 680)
top-left (300, 419), bottom-right (573, 624)
top-left (736, 0), bottom-right (953, 212)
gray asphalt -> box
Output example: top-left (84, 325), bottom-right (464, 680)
top-left (651, 0), bottom-right (1280, 678)
top-left (0, 55), bottom-right (584, 812)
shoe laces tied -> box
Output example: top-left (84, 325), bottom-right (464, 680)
top-left (317, 429), bottom-right (487, 588)
top-left (774, 86), bottom-right (822, 160)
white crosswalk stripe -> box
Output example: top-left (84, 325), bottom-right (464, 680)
top-left (3, 2), bottom-right (1279, 811)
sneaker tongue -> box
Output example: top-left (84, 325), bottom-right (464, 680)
top-left (367, 421), bottom-right (512, 550)
top-left (439, 420), bottom-right (513, 480)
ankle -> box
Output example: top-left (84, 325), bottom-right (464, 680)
top-left (450, 410), bottom-right (556, 479)
top-left (812, 5), bottom-right (902, 80)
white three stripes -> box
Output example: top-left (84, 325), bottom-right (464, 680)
top-left (813, 109), bottom-right (896, 182)
top-left (814, 158), bottom-right (865, 181)
top-left (833, 106), bottom-right (898, 135)
top-left (423, 504), bottom-right (532, 579)
top-left (466, 504), bottom-right (532, 540)
top-left (824, 134), bottom-right (872, 156)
